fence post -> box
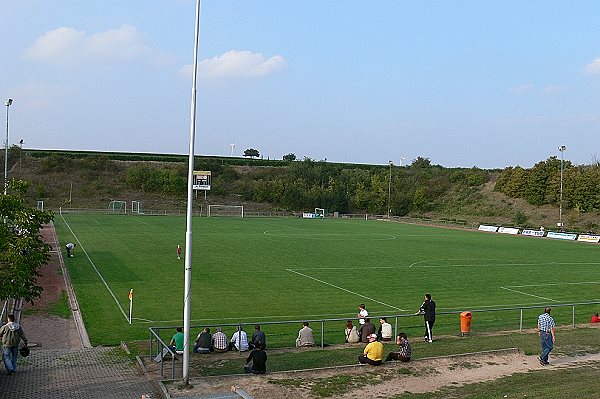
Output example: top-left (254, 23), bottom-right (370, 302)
top-left (519, 308), bottom-right (523, 332)
top-left (321, 320), bottom-right (324, 348)
top-left (149, 329), bottom-right (153, 358)
top-left (394, 316), bottom-right (398, 340)
top-left (572, 305), bottom-right (576, 327)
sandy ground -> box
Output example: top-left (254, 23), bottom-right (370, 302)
top-left (19, 224), bottom-right (81, 350)
top-left (164, 349), bottom-right (600, 398)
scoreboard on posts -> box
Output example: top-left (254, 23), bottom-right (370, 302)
top-left (193, 171), bottom-right (211, 190)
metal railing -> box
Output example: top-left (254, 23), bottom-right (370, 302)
top-left (148, 300), bottom-right (600, 378)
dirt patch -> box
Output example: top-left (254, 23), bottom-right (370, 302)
top-left (164, 350), bottom-right (600, 398)
top-left (19, 224), bottom-right (81, 350)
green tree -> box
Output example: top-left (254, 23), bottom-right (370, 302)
top-left (0, 180), bottom-right (53, 304)
top-left (244, 148), bottom-right (260, 158)
top-left (282, 153), bottom-right (297, 162)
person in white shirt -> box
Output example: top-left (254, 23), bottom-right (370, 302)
top-left (357, 304), bottom-right (369, 325)
top-left (379, 317), bottom-right (393, 341)
top-left (228, 326), bottom-right (249, 351)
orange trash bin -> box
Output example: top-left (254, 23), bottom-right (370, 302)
top-left (460, 312), bottom-right (472, 336)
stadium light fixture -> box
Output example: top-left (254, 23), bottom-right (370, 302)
top-left (388, 161), bottom-right (393, 219)
top-left (558, 145), bottom-right (566, 229)
top-left (4, 98), bottom-right (13, 195)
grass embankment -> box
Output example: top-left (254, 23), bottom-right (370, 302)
top-left (148, 326), bottom-right (600, 398)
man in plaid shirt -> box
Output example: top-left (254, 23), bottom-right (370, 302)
top-left (211, 327), bottom-right (228, 352)
top-left (537, 307), bottom-right (556, 365)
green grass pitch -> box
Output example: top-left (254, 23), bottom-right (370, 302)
top-left (53, 214), bottom-right (600, 346)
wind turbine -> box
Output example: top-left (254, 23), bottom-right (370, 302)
top-left (229, 143), bottom-right (236, 157)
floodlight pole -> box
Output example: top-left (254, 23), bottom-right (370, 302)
top-left (182, 0), bottom-right (202, 386)
top-left (558, 145), bottom-right (566, 228)
top-left (387, 161), bottom-right (393, 219)
top-left (4, 98), bottom-right (12, 195)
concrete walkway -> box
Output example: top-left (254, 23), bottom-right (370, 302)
top-left (0, 347), bottom-right (157, 399)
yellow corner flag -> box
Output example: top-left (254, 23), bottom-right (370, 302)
top-left (128, 289), bottom-right (133, 324)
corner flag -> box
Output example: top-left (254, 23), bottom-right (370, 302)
top-left (128, 289), bottom-right (133, 324)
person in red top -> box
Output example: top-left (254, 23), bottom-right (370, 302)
top-left (176, 244), bottom-right (182, 260)
top-left (591, 313), bottom-right (600, 323)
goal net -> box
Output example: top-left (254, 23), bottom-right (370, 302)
top-left (315, 208), bottom-right (326, 218)
top-left (131, 200), bottom-right (144, 214)
top-left (208, 205), bottom-right (244, 218)
top-left (108, 200), bottom-right (127, 214)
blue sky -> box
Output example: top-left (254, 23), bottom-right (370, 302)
top-left (2, 1), bottom-right (600, 168)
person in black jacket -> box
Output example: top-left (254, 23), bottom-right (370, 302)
top-left (244, 342), bottom-right (267, 374)
top-left (416, 293), bottom-right (436, 343)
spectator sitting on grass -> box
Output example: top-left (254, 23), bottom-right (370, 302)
top-left (250, 324), bottom-right (266, 350)
top-left (591, 313), bottom-right (600, 323)
top-left (385, 332), bottom-right (412, 362)
top-left (193, 327), bottom-right (212, 353)
top-left (345, 320), bottom-right (360, 344)
top-left (296, 322), bottom-right (315, 347)
top-left (378, 317), bottom-right (393, 341)
top-left (358, 334), bottom-right (383, 365)
top-left (228, 326), bottom-right (249, 352)
top-left (212, 327), bottom-right (228, 352)
top-left (244, 342), bottom-right (267, 374)
top-left (358, 318), bottom-right (376, 343)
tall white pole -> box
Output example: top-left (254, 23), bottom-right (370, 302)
top-left (4, 99), bottom-right (12, 195)
top-left (182, 0), bottom-right (202, 386)
top-left (558, 145), bottom-right (566, 228)
top-left (387, 161), bottom-right (393, 219)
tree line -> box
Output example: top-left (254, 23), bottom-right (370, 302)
top-left (494, 156), bottom-right (600, 213)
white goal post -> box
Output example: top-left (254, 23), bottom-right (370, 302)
top-left (108, 200), bottom-right (127, 214)
top-left (208, 205), bottom-right (244, 218)
top-left (315, 208), bottom-right (326, 218)
top-left (131, 200), bottom-right (144, 214)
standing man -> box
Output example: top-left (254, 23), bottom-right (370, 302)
top-left (538, 307), bottom-right (556, 365)
top-left (176, 244), bottom-right (182, 260)
top-left (0, 314), bottom-right (28, 374)
top-left (416, 293), bottom-right (436, 343)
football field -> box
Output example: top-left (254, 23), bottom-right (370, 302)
top-left (54, 214), bottom-right (600, 345)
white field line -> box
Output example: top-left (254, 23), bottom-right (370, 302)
top-left (263, 231), bottom-right (397, 240)
top-left (287, 268), bottom-right (406, 311)
top-left (506, 281), bottom-right (600, 288)
top-left (60, 214), bottom-right (130, 322)
top-left (131, 216), bottom-right (159, 228)
top-left (500, 286), bottom-right (558, 302)
top-left (410, 261), bottom-right (600, 268)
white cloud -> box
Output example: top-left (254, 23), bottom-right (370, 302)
top-left (540, 85), bottom-right (567, 95)
top-left (508, 83), bottom-right (566, 96)
top-left (178, 50), bottom-right (287, 80)
top-left (508, 83), bottom-right (534, 95)
top-left (584, 57), bottom-right (600, 74)
top-left (25, 25), bottom-right (171, 65)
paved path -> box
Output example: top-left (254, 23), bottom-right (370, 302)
top-left (0, 348), bottom-right (157, 399)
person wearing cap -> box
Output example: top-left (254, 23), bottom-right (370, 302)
top-left (537, 307), bottom-right (555, 366)
top-left (358, 333), bottom-right (383, 365)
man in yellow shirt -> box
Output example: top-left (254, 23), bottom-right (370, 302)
top-left (358, 334), bottom-right (383, 365)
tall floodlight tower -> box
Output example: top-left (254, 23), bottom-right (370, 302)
top-left (558, 145), bottom-right (566, 229)
top-left (4, 98), bottom-right (13, 195)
